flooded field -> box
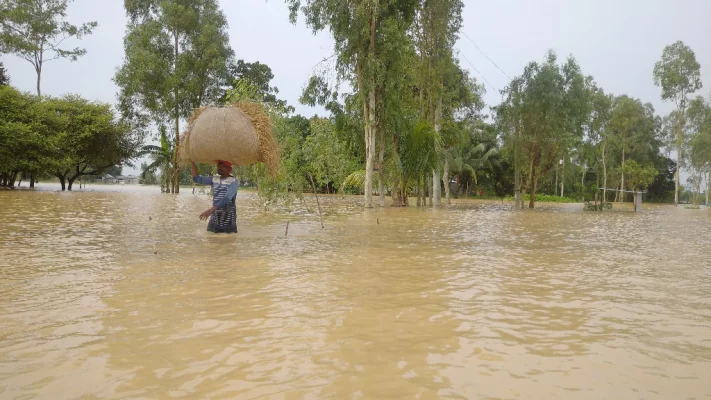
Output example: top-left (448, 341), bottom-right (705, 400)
top-left (1, 184), bottom-right (710, 399)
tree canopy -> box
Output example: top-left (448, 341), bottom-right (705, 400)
top-left (114, 0), bottom-right (234, 193)
top-left (0, 0), bottom-right (97, 96)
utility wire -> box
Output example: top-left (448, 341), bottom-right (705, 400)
top-left (461, 31), bottom-right (513, 81)
top-left (458, 50), bottom-right (499, 94)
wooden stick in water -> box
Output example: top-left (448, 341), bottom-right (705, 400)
top-left (309, 175), bottom-right (324, 229)
top-left (285, 221), bottom-right (289, 237)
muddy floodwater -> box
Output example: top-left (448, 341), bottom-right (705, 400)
top-left (1, 184), bottom-right (710, 399)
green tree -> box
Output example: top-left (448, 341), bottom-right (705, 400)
top-left (137, 125), bottom-right (175, 192)
top-left (0, 0), bottom-right (97, 97)
top-left (438, 63), bottom-right (485, 204)
top-left (43, 95), bottom-right (139, 191)
top-left (499, 50), bottom-right (589, 208)
top-left (400, 120), bottom-right (441, 206)
top-left (607, 96), bottom-right (657, 202)
top-left (0, 62), bottom-right (9, 86)
top-left (412, 0), bottom-right (464, 206)
top-left (221, 60), bottom-right (294, 113)
top-left (0, 85), bottom-right (45, 187)
top-left (139, 162), bottom-right (158, 185)
top-left (446, 140), bottom-right (497, 197)
top-left (1, 88), bottom-right (137, 190)
top-left (558, 64), bottom-right (593, 199)
top-left (303, 117), bottom-right (359, 193)
top-left (621, 159), bottom-right (658, 212)
top-left (688, 96), bottom-right (711, 205)
top-left (496, 76), bottom-right (525, 208)
top-left (653, 40), bottom-right (703, 205)
top-left (115, 0), bottom-right (234, 194)
top-left (621, 159), bottom-right (658, 191)
top-left (287, 0), bottom-right (418, 208)
top-left (104, 165), bottom-right (123, 177)
top-left (588, 85), bottom-right (613, 201)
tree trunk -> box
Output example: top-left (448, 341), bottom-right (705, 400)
top-left (428, 172), bottom-right (433, 206)
top-left (7, 171), bottom-right (18, 187)
top-left (172, 117), bottom-right (180, 194)
top-left (443, 157), bottom-right (451, 204)
top-left (527, 156), bottom-right (535, 208)
top-left (596, 169), bottom-right (600, 208)
top-left (674, 148), bottom-right (680, 206)
top-left (17, 173), bottom-right (23, 188)
top-left (36, 65), bottom-right (42, 98)
top-left (364, 103), bottom-right (376, 208)
top-left (59, 176), bottom-right (66, 191)
top-left (170, 30), bottom-right (181, 195)
top-left (602, 140), bottom-right (607, 203)
top-left (432, 170), bottom-right (441, 206)
top-left (706, 167), bottom-right (710, 206)
top-left (68, 177), bottom-right (77, 191)
top-left (619, 147), bottom-right (626, 202)
top-left (514, 149), bottom-right (521, 209)
top-left (416, 175), bottom-right (421, 207)
top-left (424, 173), bottom-right (429, 206)
top-left (390, 174), bottom-right (400, 206)
top-left (513, 122), bottom-right (522, 209)
top-left (1, 173), bottom-right (7, 187)
top-left (674, 106), bottom-right (686, 206)
top-left (581, 165), bottom-right (585, 186)
top-left (529, 175), bottom-right (539, 209)
top-left (391, 134), bottom-right (403, 207)
top-left (560, 157), bottom-right (565, 197)
top-left (378, 134), bottom-right (385, 207)
top-left (580, 165), bottom-right (585, 202)
top-left (363, 6), bottom-right (377, 208)
top-left (555, 163), bottom-right (558, 196)
top-left (455, 174), bottom-right (461, 198)
top-left (30, 172), bottom-right (35, 188)
top-left (432, 96), bottom-right (442, 206)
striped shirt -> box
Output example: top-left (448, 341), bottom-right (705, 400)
top-left (193, 175), bottom-right (238, 233)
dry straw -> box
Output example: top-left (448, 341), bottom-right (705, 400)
top-left (179, 101), bottom-right (280, 178)
top-left (232, 102), bottom-right (280, 178)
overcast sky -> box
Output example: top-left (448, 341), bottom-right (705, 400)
top-left (2, 0), bottom-right (710, 175)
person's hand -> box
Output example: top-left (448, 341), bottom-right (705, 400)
top-left (199, 206), bottom-right (217, 220)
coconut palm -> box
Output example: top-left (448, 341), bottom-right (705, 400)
top-left (448, 142), bottom-right (498, 197)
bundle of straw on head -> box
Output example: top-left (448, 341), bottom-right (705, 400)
top-left (178, 102), bottom-right (279, 178)
top-left (232, 102), bottom-right (280, 178)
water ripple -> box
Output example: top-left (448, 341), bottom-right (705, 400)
top-left (1, 189), bottom-right (710, 399)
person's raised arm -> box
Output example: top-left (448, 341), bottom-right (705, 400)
top-left (191, 162), bottom-right (213, 185)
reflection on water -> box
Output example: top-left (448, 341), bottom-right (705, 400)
top-left (1, 184), bottom-right (710, 399)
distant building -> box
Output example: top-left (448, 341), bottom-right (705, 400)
top-left (100, 174), bottom-right (140, 184)
top-left (101, 174), bottom-right (118, 184)
top-left (120, 175), bottom-right (140, 185)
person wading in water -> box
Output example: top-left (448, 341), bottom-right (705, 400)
top-left (191, 160), bottom-right (238, 233)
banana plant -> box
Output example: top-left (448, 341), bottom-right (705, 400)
top-left (137, 126), bottom-right (173, 192)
